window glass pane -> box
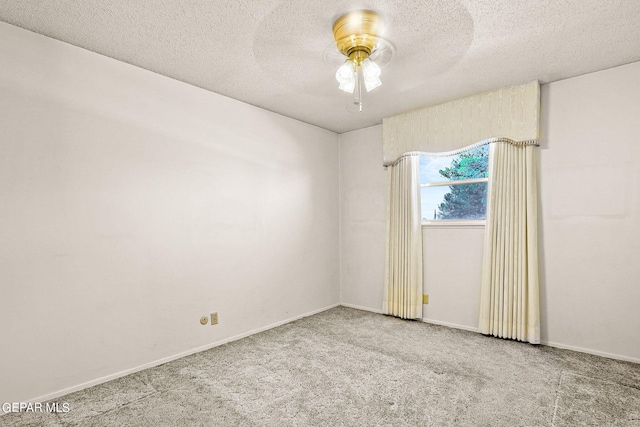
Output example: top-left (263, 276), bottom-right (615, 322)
top-left (421, 185), bottom-right (451, 220)
top-left (421, 182), bottom-right (488, 221)
top-left (419, 145), bottom-right (489, 184)
top-left (419, 156), bottom-right (454, 184)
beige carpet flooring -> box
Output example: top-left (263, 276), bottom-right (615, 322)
top-left (3, 306), bottom-right (640, 426)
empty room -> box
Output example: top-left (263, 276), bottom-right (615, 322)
top-left (1, 1), bottom-right (639, 426)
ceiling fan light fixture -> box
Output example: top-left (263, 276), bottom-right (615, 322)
top-left (331, 10), bottom-right (390, 111)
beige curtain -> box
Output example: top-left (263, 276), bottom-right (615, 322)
top-left (479, 143), bottom-right (540, 343)
top-left (383, 155), bottom-right (423, 319)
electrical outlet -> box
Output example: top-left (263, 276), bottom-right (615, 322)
top-left (422, 294), bottom-right (429, 304)
top-left (211, 312), bottom-right (218, 325)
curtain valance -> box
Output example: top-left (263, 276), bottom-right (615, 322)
top-left (383, 137), bottom-right (538, 167)
top-left (382, 81), bottom-right (540, 163)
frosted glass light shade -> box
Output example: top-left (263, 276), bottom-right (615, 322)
top-left (339, 77), bottom-right (356, 93)
top-left (335, 57), bottom-right (383, 94)
top-left (361, 58), bottom-right (381, 79)
top-left (336, 60), bottom-right (356, 93)
top-left (364, 76), bottom-right (381, 91)
top-left (361, 58), bottom-right (381, 92)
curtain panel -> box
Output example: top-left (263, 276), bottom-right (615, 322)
top-left (479, 143), bottom-right (540, 343)
top-left (383, 155), bottom-right (423, 319)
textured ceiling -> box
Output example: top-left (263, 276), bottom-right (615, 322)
top-left (1, 0), bottom-right (640, 133)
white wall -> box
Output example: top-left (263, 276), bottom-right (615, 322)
top-left (339, 61), bottom-right (640, 362)
top-left (539, 61), bottom-right (640, 361)
top-left (0, 22), bottom-right (340, 403)
top-left (339, 126), bottom-right (387, 311)
top-left (422, 226), bottom-right (484, 331)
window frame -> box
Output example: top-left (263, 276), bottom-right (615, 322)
top-left (419, 151), bottom-right (489, 228)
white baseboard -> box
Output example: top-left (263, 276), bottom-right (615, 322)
top-left (422, 318), bottom-right (640, 364)
top-left (24, 303), bottom-right (341, 405)
top-left (419, 318), bottom-right (639, 364)
top-left (15, 303), bottom-right (638, 408)
top-left (421, 318), bottom-right (480, 333)
top-left (540, 339), bottom-right (640, 365)
top-left (340, 303), bottom-right (384, 314)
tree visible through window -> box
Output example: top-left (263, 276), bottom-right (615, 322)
top-left (419, 146), bottom-right (489, 221)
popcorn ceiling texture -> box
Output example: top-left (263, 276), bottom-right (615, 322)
top-left (0, 0), bottom-right (639, 133)
top-left (3, 307), bottom-right (640, 426)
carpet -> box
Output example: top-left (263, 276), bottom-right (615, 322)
top-left (3, 307), bottom-right (640, 426)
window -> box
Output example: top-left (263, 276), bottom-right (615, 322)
top-left (419, 145), bottom-right (489, 223)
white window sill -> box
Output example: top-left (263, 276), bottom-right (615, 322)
top-left (421, 220), bottom-right (486, 229)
